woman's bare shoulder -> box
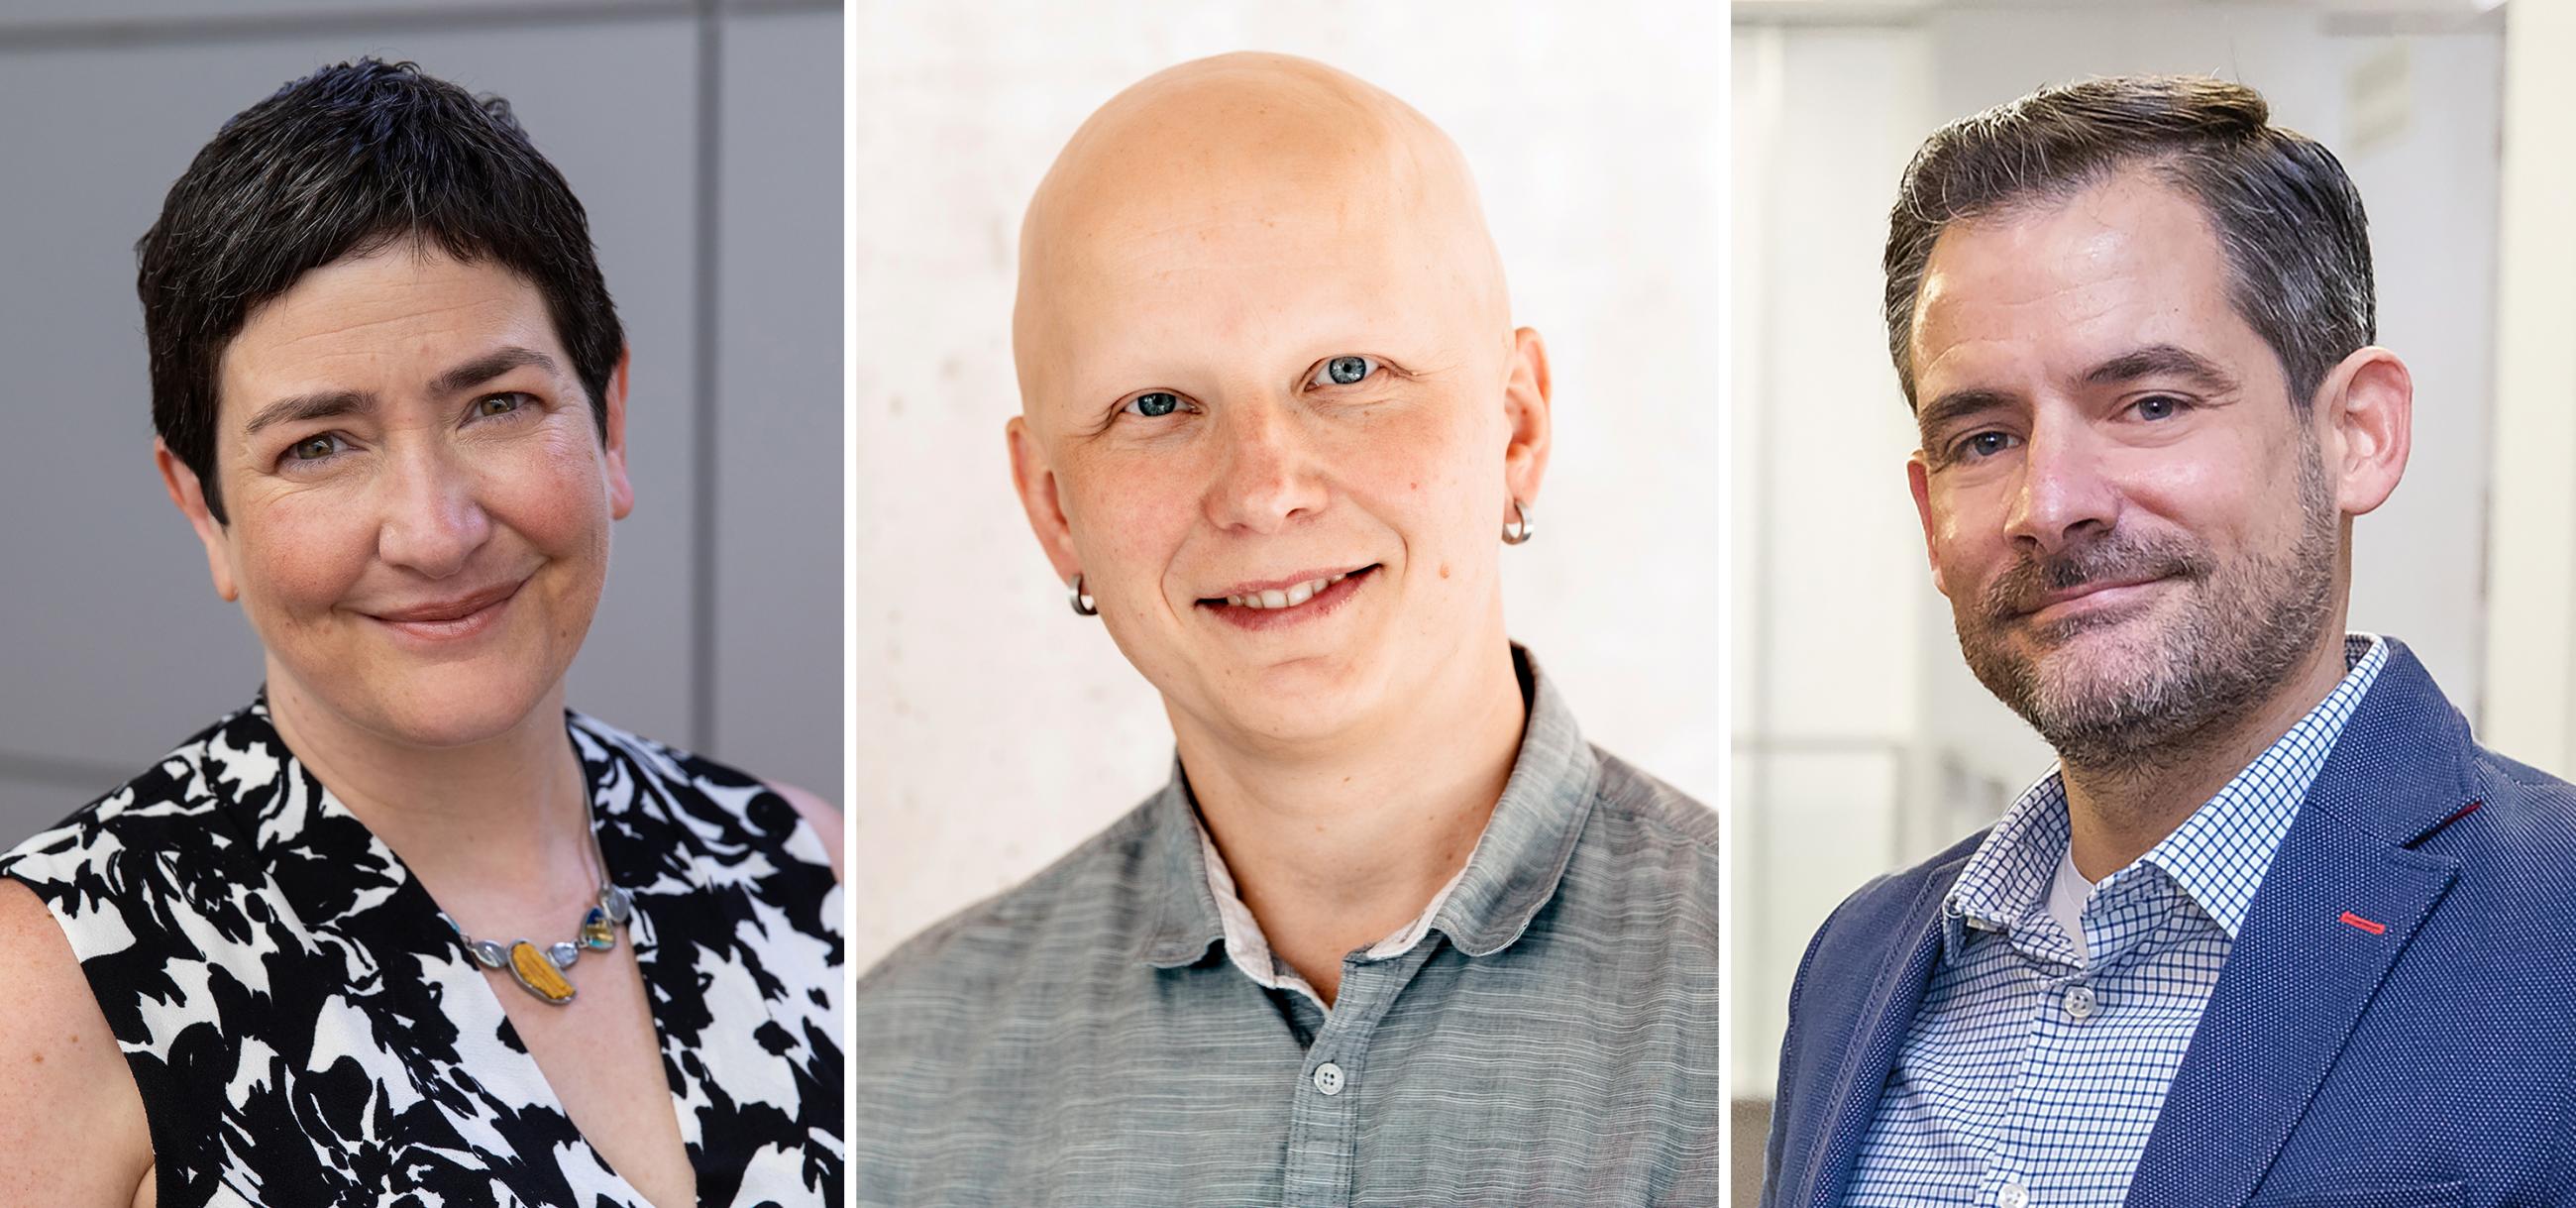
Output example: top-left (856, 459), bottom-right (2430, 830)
top-left (0, 877), bottom-right (154, 1206)
top-left (766, 780), bottom-right (845, 884)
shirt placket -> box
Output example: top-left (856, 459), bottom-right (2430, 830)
top-left (1983, 874), bottom-right (2166, 1208)
top-left (1280, 940), bottom-right (1442, 1207)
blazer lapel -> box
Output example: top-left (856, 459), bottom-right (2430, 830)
top-left (2127, 641), bottom-right (2472, 1208)
top-left (1796, 874), bottom-right (1951, 1208)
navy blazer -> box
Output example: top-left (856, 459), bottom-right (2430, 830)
top-left (1763, 640), bottom-right (2576, 1208)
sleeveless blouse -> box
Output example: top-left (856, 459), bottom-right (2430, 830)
top-left (0, 700), bottom-right (845, 1206)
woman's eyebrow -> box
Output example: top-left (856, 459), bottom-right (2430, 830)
top-left (244, 389), bottom-right (371, 436)
top-left (429, 345), bottom-right (561, 396)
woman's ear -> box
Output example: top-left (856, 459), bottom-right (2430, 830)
top-left (156, 438), bottom-right (238, 603)
top-left (604, 347), bottom-right (635, 520)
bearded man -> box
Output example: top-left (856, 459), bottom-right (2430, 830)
top-left (1764, 76), bottom-right (2576, 1208)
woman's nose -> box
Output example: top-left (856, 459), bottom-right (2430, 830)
top-left (373, 446), bottom-right (491, 578)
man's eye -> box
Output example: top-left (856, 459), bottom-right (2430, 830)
top-left (1122, 390), bottom-right (1184, 418)
top-left (287, 434), bottom-right (343, 462)
top-left (2133, 394), bottom-right (2186, 420)
top-left (475, 391), bottom-right (530, 418)
top-left (1957, 431), bottom-right (2018, 461)
top-left (1310, 355), bottom-right (1380, 387)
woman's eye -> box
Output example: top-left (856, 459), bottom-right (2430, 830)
top-left (1123, 390), bottom-right (1184, 418)
top-left (286, 434), bottom-right (343, 462)
top-left (1311, 355), bottom-right (1380, 387)
top-left (475, 391), bottom-right (530, 418)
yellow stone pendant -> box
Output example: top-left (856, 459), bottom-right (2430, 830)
top-left (508, 939), bottom-right (577, 1004)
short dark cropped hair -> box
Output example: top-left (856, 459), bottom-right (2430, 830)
top-left (1882, 75), bottom-right (2373, 414)
top-left (138, 58), bottom-right (622, 522)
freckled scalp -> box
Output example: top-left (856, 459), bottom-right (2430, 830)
top-left (1011, 52), bottom-right (1511, 424)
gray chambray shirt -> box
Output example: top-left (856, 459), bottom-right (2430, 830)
top-left (853, 650), bottom-right (1724, 1205)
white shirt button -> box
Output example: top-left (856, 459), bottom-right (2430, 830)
top-left (1312, 1061), bottom-right (1345, 1096)
top-left (2064, 985), bottom-right (2097, 1021)
top-left (1997, 1180), bottom-right (2030, 1208)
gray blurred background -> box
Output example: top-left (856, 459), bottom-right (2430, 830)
top-left (0, 0), bottom-right (843, 846)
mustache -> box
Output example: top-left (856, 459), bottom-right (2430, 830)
top-left (1978, 533), bottom-right (2212, 621)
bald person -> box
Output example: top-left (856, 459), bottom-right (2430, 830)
top-left (853, 54), bottom-right (1722, 1205)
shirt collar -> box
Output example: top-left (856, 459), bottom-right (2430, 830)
top-left (1135, 643), bottom-right (1600, 972)
top-left (1943, 633), bottom-right (2389, 958)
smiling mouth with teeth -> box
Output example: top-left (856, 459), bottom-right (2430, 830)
top-left (1224, 572), bottom-right (1349, 610)
top-left (1198, 565), bottom-right (1378, 626)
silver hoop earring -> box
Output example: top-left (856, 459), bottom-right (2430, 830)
top-left (1501, 497), bottom-right (1534, 545)
top-left (1068, 573), bottom-right (1099, 616)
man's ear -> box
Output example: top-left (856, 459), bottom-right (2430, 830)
top-left (1006, 415), bottom-right (1081, 586)
top-left (2312, 346), bottom-right (2412, 518)
top-left (157, 438), bottom-right (237, 603)
top-left (1906, 450), bottom-right (1950, 598)
top-left (603, 347), bottom-right (635, 520)
top-left (1501, 327), bottom-right (1554, 518)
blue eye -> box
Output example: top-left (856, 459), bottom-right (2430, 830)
top-left (2134, 394), bottom-right (2184, 420)
top-left (1958, 431), bottom-right (2018, 461)
top-left (1124, 390), bottom-right (1183, 418)
top-left (1311, 355), bottom-right (1379, 387)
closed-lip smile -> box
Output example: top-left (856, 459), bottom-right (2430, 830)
top-left (365, 579), bottom-right (525, 640)
top-left (2020, 574), bottom-right (2168, 620)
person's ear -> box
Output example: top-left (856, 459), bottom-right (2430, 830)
top-left (157, 438), bottom-right (238, 603)
top-left (603, 347), bottom-right (635, 520)
top-left (1501, 327), bottom-right (1554, 518)
top-left (1006, 415), bottom-right (1081, 587)
top-left (2312, 346), bottom-right (2412, 517)
top-left (1906, 450), bottom-right (1951, 598)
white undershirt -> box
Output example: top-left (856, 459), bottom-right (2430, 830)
top-left (1195, 821), bottom-right (1473, 1010)
top-left (2044, 842), bottom-right (2098, 965)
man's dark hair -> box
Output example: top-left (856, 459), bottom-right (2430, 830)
top-left (1882, 75), bottom-right (2373, 413)
top-left (139, 58), bottom-right (622, 522)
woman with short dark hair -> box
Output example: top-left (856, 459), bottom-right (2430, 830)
top-left (0, 60), bottom-right (842, 1207)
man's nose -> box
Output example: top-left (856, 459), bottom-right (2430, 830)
top-left (1203, 397), bottom-right (1327, 534)
top-left (2001, 419), bottom-right (2119, 553)
top-left (374, 444), bottom-right (491, 578)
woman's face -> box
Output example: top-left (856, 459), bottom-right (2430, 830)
top-left (166, 241), bottom-right (631, 748)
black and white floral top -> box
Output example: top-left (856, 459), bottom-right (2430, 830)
top-left (0, 700), bottom-right (844, 1206)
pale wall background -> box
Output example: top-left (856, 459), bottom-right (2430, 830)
top-left (0, 0), bottom-right (844, 846)
top-left (1731, 0), bottom-right (2548, 1185)
top-left (853, 1), bottom-right (1729, 968)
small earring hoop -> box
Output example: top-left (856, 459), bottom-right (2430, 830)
top-left (1068, 573), bottom-right (1099, 616)
top-left (1501, 497), bottom-right (1535, 545)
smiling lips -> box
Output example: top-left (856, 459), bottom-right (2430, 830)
top-left (1222, 571), bottom-right (1352, 610)
top-left (2018, 574), bottom-right (2170, 623)
top-left (1200, 565), bottom-right (1375, 631)
top-left (367, 580), bottom-right (524, 641)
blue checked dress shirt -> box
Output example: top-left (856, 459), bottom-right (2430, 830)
top-left (1844, 634), bottom-right (2389, 1208)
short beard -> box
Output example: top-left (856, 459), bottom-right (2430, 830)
top-left (1954, 443), bottom-right (2340, 774)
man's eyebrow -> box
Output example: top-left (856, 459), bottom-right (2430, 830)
top-left (1915, 387), bottom-right (2016, 439)
top-left (430, 346), bottom-right (561, 396)
top-left (2084, 344), bottom-right (2240, 393)
top-left (244, 389), bottom-right (372, 436)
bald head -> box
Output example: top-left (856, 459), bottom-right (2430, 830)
top-left (1012, 53), bottom-right (1511, 420)
top-left (1000, 54), bottom-right (1555, 746)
